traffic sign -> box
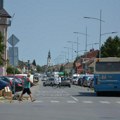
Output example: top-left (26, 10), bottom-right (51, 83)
top-left (8, 34), bottom-right (19, 46)
top-left (8, 47), bottom-right (18, 66)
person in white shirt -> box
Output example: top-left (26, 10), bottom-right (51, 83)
top-left (58, 76), bottom-right (61, 88)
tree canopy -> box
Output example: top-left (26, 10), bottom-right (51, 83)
top-left (0, 32), bottom-right (5, 66)
top-left (32, 59), bottom-right (36, 66)
top-left (101, 36), bottom-right (120, 57)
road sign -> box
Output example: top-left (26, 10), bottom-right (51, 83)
top-left (8, 34), bottom-right (19, 46)
top-left (8, 47), bottom-right (18, 66)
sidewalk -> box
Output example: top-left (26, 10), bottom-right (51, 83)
top-left (0, 82), bottom-right (40, 103)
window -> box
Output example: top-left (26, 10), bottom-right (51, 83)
top-left (95, 62), bottom-right (120, 72)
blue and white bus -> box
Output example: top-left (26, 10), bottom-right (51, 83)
top-left (94, 57), bottom-right (120, 96)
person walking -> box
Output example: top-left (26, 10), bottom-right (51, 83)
top-left (58, 76), bottom-right (61, 88)
top-left (54, 76), bottom-right (59, 87)
top-left (19, 73), bottom-right (36, 102)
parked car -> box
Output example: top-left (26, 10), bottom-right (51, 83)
top-left (82, 75), bottom-right (94, 87)
top-left (72, 76), bottom-right (79, 85)
top-left (12, 77), bottom-right (23, 92)
top-left (33, 73), bottom-right (41, 82)
top-left (89, 78), bottom-right (94, 88)
top-left (0, 78), bottom-right (9, 90)
top-left (42, 75), bottom-right (48, 81)
top-left (78, 77), bottom-right (83, 86)
top-left (61, 77), bottom-right (71, 87)
top-left (43, 77), bottom-right (55, 86)
top-left (78, 74), bottom-right (85, 86)
top-left (0, 76), bottom-right (13, 90)
top-left (0, 76), bottom-right (23, 93)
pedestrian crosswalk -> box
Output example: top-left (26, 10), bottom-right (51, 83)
top-left (29, 100), bottom-right (120, 104)
top-left (1, 89), bottom-right (120, 105)
top-left (1, 99), bottom-right (120, 105)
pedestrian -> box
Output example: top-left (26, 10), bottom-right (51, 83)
top-left (19, 73), bottom-right (36, 102)
top-left (58, 76), bottom-right (61, 88)
top-left (54, 76), bottom-right (59, 87)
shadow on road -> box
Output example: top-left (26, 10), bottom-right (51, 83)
top-left (78, 91), bottom-right (96, 97)
top-left (72, 91), bottom-right (120, 97)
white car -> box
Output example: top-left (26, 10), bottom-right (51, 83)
top-left (72, 76), bottom-right (79, 85)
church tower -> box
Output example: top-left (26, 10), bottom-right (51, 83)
top-left (47, 50), bottom-right (51, 67)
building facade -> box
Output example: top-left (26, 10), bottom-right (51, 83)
top-left (0, 0), bottom-right (11, 75)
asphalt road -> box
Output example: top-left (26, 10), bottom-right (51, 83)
top-left (0, 81), bottom-right (120, 120)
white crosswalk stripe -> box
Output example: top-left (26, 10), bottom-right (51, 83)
top-left (116, 101), bottom-right (120, 104)
top-left (51, 100), bottom-right (60, 103)
top-left (34, 100), bottom-right (43, 103)
top-left (2, 99), bottom-right (120, 104)
top-left (82, 101), bottom-right (93, 103)
top-left (67, 100), bottom-right (76, 103)
top-left (99, 101), bottom-right (110, 104)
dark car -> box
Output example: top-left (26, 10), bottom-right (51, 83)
top-left (61, 77), bottom-right (71, 87)
top-left (0, 76), bottom-right (13, 90)
top-left (43, 77), bottom-right (55, 86)
top-left (0, 78), bottom-right (9, 90)
top-left (0, 76), bottom-right (23, 93)
top-left (82, 75), bottom-right (94, 87)
top-left (7, 76), bottom-right (23, 93)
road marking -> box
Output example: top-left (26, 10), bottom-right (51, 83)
top-left (71, 96), bottom-right (79, 102)
top-left (67, 100), bottom-right (76, 103)
top-left (82, 101), bottom-right (93, 103)
top-left (51, 100), bottom-right (60, 103)
top-left (99, 101), bottom-right (110, 104)
top-left (34, 100), bottom-right (43, 103)
top-left (116, 101), bottom-right (120, 104)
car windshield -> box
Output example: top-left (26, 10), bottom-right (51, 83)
top-left (73, 77), bottom-right (78, 79)
top-left (48, 78), bottom-right (54, 81)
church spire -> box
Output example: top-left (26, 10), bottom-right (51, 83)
top-left (48, 50), bottom-right (51, 59)
top-left (47, 50), bottom-right (51, 67)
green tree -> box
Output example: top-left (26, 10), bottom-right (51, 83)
top-left (32, 59), bottom-right (36, 66)
top-left (101, 36), bottom-right (120, 57)
top-left (6, 66), bottom-right (21, 74)
top-left (36, 65), bottom-right (46, 73)
top-left (59, 65), bottom-right (65, 72)
top-left (0, 32), bottom-right (5, 66)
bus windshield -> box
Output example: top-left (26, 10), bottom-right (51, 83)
top-left (95, 62), bottom-right (120, 72)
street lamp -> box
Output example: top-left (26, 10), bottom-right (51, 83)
top-left (74, 27), bottom-right (89, 54)
top-left (67, 41), bottom-right (74, 61)
top-left (73, 32), bottom-right (80, 57)
top-left (61, 51), bottom-right (67, 63)
top-left (74, 49), bottom-right (85, 56)
top-left (84, 10), bottom-right (117, 58)
top-left (64, 47), bottom-right (70, 62)
top-left (87, 42), bottom-right (99, 49)
top-left (74, 28), bottom-right (89, 74)
top-left (84, 10), bottom-right (104, 58)
top-left (101, 32), bottom-right (117, 36)
top-left (73, 29), bottom-right (89, 58)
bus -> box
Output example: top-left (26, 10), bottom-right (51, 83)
top-left (94, 57), bottom-right (120, 96)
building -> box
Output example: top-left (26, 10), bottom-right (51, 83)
top-left (47, 50), bottom-right (51, 67)
top-left (75, 49), bottom-right (99, 74)
top-left (0, 0), bottom-right (11, 75)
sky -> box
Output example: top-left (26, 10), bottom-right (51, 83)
top-left (4, 0), bottom-right (120, 66)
